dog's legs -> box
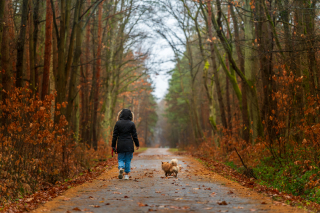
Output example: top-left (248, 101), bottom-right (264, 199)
top-left (165, 172), bottom-right (167, 177)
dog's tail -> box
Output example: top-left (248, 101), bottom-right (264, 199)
top-left (170, 159), bottom-right (178, 166)
top-left (172, 166), bottom-right (179, 172)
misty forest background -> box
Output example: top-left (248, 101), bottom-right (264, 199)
top-left (2, 0), bottom-right (320, 207)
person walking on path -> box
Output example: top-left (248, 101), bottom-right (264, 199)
top-left (112, 109), bottom-right (140, 180)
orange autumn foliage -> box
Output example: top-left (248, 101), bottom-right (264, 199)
top-left (0, 84), bottom-right (110, 203)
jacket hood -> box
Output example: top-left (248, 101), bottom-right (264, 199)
top-left (117, 109), bottom-right (134, 121)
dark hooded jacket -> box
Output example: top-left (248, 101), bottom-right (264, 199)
top-left (111, 109), bottom-right (139, 153)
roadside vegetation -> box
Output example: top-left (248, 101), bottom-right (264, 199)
top-left (135, 147), bottom-right (149, 153)
top-left (157, 0), bottom-right (320, 209)
top-left (0, 0), bottom-right (157, 209)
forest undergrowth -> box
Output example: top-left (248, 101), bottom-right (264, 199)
top-left (0, 85), bottom-right (112, 209)
top-left (167, 64), bottom-right (320, 209)
top-left (190, 90), bottom-right (320, 209)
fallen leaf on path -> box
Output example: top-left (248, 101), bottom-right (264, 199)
top-left (138, 202), bottom-right (148, 207)
top-left (63, 198), bottom-right (70, 201)
top-left (72, 207), bottom-right (81, 211)
top-left (89, 205), bottom-right (100, 208)
top-left (250, 209), bottom-right (256, 211)
top-left (233, 206), bottom-right (244, 209)
top-left (124, 196), bottom-right (129, 198)
top-left (105, 203), bottom-right (110, 205)
top-left (25, 198), bottom-right (34, 203)
top-left (227, 190), bottom-right (234, 194)
top-left (261, 202), bottom-right (267, 204)
top-left (113, 192), bottom-right (122, 194)
top-left (204, 207), bottom-right (213, 210)
top-left (217, 201), bottom-right (228, 205)
top-left (99, 201), bottom-right (104, 203)
top-left (210, 192), bottom-right (216, 197)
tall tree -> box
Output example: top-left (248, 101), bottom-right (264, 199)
top-left (16, 0), bottom-right (29, 87)
top-left (42, 0), bottom-right (53, 100)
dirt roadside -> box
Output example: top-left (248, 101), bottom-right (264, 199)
top-left (32, 148), bottom-right (305, 213)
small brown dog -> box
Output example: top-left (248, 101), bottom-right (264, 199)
top-left (161, 159), bottom-right (179, 177)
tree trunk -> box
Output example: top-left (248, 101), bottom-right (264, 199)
top-left (82, 0), bottom-right (91, 146)
top-left (244, 0), bottom-right (259, 142)
top-left (0, 0), bottom-right (3, 102)
top-left (256, 0), bottom-right (276, 141)
top-left (207, 1), bottom-right (228, 130)
top-left (55, 0), bottom-right (67, 123)
top-left (29, 0), bottom-right (35, 93)
top-left (66, 0), bottom-right (82, 135)
top-left (49, 39), bottom-right (55, 120)
top-left (0, 0), bottom-right (5, 69)
top-left (230, 2), bottom-right (250, 143)
top-left (16, 0), bottom-right (29, 87)
top-left (1, 0), bottom-right (14, 97)
top-left (89, 13), bottom-right (97, 149)
top-left (305, 1), bottom-right (318, 92)
top-left (42, 0), bottom-right (53, 100)
top-left (92, 3), bottom-right (103, 150)
top-left (33, 0), bottom-right (40, 90)
top-left (226, 6), bottom-right (232, 135)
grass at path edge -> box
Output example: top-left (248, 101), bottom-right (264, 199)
top-left (168, 148), bottom-right (186, 154)
top-left (135, 147), bottom-right (148, 153)
top-left (183, 153), bottom-right (317, 212)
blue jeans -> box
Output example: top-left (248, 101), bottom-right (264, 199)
top-left (118, 152), bottom-right (133, 173)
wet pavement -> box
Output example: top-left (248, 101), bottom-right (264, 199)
top-left (33, 148), bottom-right (304, 213)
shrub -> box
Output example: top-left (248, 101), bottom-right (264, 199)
top-left (0, 85), bottom-right (76, 203)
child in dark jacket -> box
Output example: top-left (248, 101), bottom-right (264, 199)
top-left (112, 109), bottom-right (139, 180)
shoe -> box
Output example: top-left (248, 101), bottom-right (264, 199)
top-left (119, 168), bottom-right (124, 179)
top-left (124, 175), bottom-right (129, 180)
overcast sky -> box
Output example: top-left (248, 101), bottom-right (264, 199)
top-left (143, 26), bottom-right (177, 101)
top-left (132, 0), bottom-right (185, 101)
top-left (149, 44), bottom-right (175, 101)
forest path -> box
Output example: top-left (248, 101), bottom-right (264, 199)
top-left (33, 148), bottom-right (304, 213)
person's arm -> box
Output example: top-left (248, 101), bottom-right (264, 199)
top-left (131, 123), bottom-right (139, 149)
top-left (111, 123), bottom-right (119, 150)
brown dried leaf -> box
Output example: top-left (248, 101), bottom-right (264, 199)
top-left (210, 192), bottom-right (216, 197)
top-left (217, 201), bottom-right (228, 205)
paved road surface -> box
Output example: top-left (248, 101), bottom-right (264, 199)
top-left (33, 148), bottom-right (304, 213)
